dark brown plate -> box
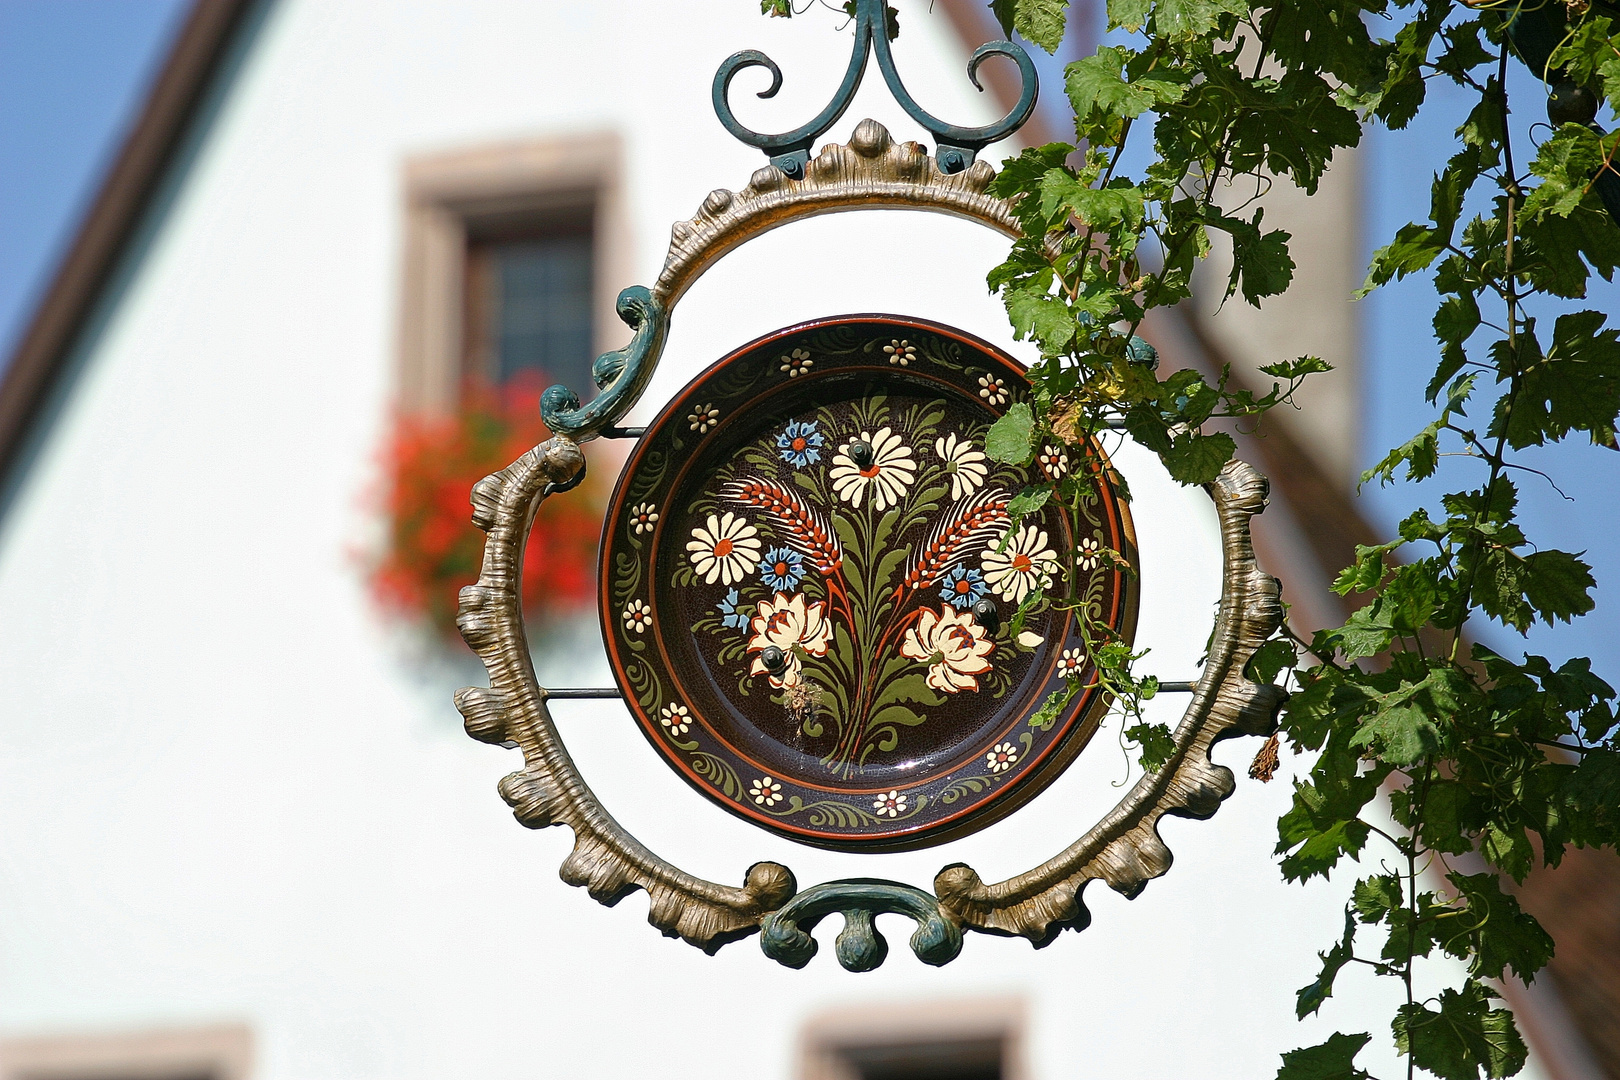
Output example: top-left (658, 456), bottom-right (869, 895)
top-left (599, 315), bottom-right (1137, 851)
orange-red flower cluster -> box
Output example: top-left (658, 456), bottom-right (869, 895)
top-left (370, 378), bottom-right (601, 637)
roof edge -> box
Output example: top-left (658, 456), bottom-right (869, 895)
top-left (0, 0), bottom-right (257, 484)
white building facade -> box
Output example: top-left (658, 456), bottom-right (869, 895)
top-left (0, 3), bottom-right (1508, 1079)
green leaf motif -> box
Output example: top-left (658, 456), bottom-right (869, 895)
top-left (1105, 0), bottom-right (1150, 32)
top-left (1296, 909), bottom-right (1357, 1019)
top-left (1227, 216), bottom-right (1296, 304)
top-left (1125, 720), bottom-right (1175, 771)
top-left (1006, 286), bottom-right (1078, 353)
top-left (1522, 550), bottom-right (1597, 626)
top-left (1245, 638), bottom-right (1297, 685)
top-left (1006, 485), bottom-right (1053, 519)
top-left (1155, 0), bottom-right (1246, 40)
top-left (1447, 872), bottom-right (1555, 984)
top-left (989, 0), bottom-right (1017, 38)
top-left (1065, 47), bottom-right (1183, 122)
top-left (1161, 431), bottom-right (1236, 485)
top-left (986, 402), bottom-right (1036, 464)
top-left (1350, 701), bottom-right (1442, 766)
top-left (1351, 873), bottom-right (1403, 924)
top-left (1275, 1032), bottom-right (1372, 1080)
top-left (1013, 0), bottom-right (1066, 53)
top-left (1393, 983), bottom-right (1528, 1080)
top-left (1494, 310), bottom-right (1620, 449)
top-left (1279, 816), bottom-right (1371, 883)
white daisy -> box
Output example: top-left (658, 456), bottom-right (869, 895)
top-left (934, 432), bottom-right (988, 500)
top-left (872, 790), bottom-right (908, 817)
top-left (688, 403), bottom-right (720, 433)
top-left (978, 374), bottom-right (1008, 406)
top-left (981, 524), bottom-right (1058, 604)
top-left (1077, 536), bottom-right (1103, 571)
top-left (829, 427), bottom-right (916, 510)
top-left (750, 776), bottom-right (783, 806)
top-left (622, 599), bottom-right (652, 634)
top-left (686, 512), bottom-right (762, 586)
top-left (986, 742), bottom-right (1019, 773)
top-left (1057, 647), bottom-right (1084, 677)
top-left (628, 502), bottom-right (659, 535)
top-left (883, 339), bottom-right (917, 366)
top-left (780, 348), bottom-right (813, 377)
top-left (660, 702), bottom-right (691, 736)
top-left (1038, 445), bottom-right (1069, 480)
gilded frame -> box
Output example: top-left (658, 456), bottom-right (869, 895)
top-left (455, 120), bottom-right (1285, 968)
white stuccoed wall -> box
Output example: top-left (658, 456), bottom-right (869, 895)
top-left (0, 3), bottom-right (1511, 1079)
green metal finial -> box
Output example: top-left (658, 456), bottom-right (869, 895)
top-left (713, 0), bottom-right (1038, 179)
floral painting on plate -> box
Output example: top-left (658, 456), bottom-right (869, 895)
top-left (600, 316), bottom-right (1136, 851)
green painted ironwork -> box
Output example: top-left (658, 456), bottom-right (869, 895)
top-left (759, 878), bottom-right (964, 972)
top-left (540, 285), bottom-right (668, 443)
top-left (712, 0), bottom-right (1038, 179)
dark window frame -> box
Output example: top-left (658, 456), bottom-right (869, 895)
top-left (462, 196), bottom-right (597, 394)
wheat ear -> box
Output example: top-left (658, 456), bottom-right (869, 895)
top-left (901, 487), bottom-right (1010, 590)
top-left (721, 478), bottom-right (843, 574)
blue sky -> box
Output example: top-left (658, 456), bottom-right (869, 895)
top-left (0, 0), bottom-right (188, 358)
top-left (1, 1), bottom-right (1614, 678)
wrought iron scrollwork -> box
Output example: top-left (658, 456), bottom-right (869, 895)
top-left (759, 879), bottom-right (963, 972)
top-left (540, 286), bottom-right (668, 444)
top-left (459, 125), bottom-right (1286, 972)
top-left (713, 0), bottom-right (1037, 179)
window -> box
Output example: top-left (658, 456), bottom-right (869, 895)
top-left (462, 203), bottom-right (596, 394)
top-left (397, 133), bottom-right (625, 415)
top-left (798, 998), bottom-right (1026, 1080)
top-left (834, 1037), bottom-right (1005, 1080)
top-left (0, 1024), bottom-right (252, 1080)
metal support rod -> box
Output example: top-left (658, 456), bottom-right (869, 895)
top-left (545, 682), bottom-right (1202, 700)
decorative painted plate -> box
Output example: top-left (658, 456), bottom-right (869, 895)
top-left (600, 315), bottom-right (1137, 851)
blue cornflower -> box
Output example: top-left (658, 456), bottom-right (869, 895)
top-left (776, 420), bottom-right (824, 467)
top-left (939, 565), bottom-right (988, 610)
top-left (717, 588), bottom-right (748, 629)
top-left (758, 547), bottom-right (806, 592)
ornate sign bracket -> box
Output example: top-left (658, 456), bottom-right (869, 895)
top-left (713, 0), bottom-right (1037, 180)
top-left (460, 117), bottom-right (1286, 970)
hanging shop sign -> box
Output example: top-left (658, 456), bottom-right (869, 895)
top-left (454, 0), bottom-right (1285, 970)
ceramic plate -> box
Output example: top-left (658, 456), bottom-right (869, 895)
top-left (599, 315), bottom-right (1136, 851)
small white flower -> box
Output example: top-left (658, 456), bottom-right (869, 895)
top-left (660, 702), bottom-right (691, 737)
top-left (1039, 444), bottom-right (1069, 480)
top-left (872, 789), bottom-right (908, 817)
top-left (1057, 647), bottom-right (1084, 677)
top-left (986, 742), bottom-right (1019, 773)
top-left (688, 403), bottom-right (720, 433)
top-left (780, 348), bottom-right (813, 377)
top-left (883, 339), bottom-right (916, 366)
top-left (686, 511), bottom-right (763, 586)
top-left (750, 776), bottom-right (783, 806)
top-left (978, 374), bottom-right (1008, 406)
top-left (628, 502), bottom-right (659, 535)
top-left (1077, 536), bottom-right (1103, 571)
top-left (622, 599), bottom-right (652, 633)
top-left (934, 432), bottom-right (988, 500)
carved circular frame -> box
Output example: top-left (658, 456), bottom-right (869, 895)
top-left (455, 121), bottom-right (1286, 969)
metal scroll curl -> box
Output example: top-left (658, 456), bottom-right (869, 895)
top-left (537, 118), bottom-right (1034, 445)
top-left (457, 121), bottom-right (1286, 968)
top-left (713, 0), bottom-right (1036, 179)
